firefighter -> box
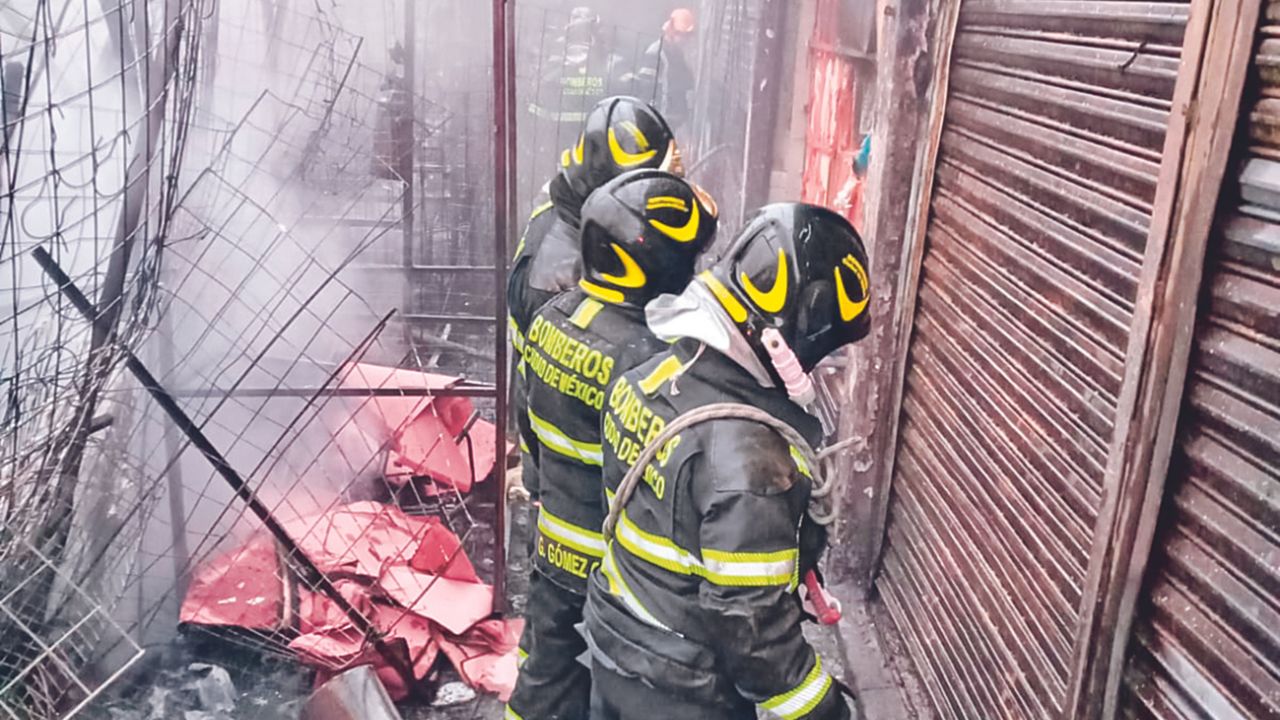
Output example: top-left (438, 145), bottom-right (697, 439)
top-left (507, 169), bottom-right (718, 720)
top-left (584, 203), bottom-right (872, 720)
top-left (635, 8), bottom-right (697, 132)
top-left (507, 96), bottom-right (682, 502)
top-left (526, 7), bottom-right (633, 182)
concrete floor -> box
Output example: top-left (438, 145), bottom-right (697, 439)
top-left (827, 587), bottom-right (917, 720)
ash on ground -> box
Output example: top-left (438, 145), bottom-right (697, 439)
top-left (91, 488), bottom-right (531, 720)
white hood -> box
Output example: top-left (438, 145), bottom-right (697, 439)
top-left (644, 279), bottom-right (775, 388)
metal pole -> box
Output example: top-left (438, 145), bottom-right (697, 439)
top-left (38, 0), bottom-right (184, 561)
top-left (31, 246), bottom-right (417, 689)
top-left (157, 314), bottom-right (191, 600)
top-left (402, 0), bottom-right (417, 270)
top-left (165, 385), bottom-right (499, 399)
top-left (400, 0), bottom-right (418, 350)
top-left (491, 0), bottom-right (514, 611)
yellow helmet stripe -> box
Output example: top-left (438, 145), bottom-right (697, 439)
top-left (699, 271), bottom-right (748, 323)
top-left (646, 196), bottom-right (689, 212)
top-left (599, 243), bottom-right (647, 288)
top-left (609, 127), bottom-right (658, 167)
top-left (620, 120), bottom-right (651, 150)
top-left (648, 200), bottom-right (701, 243)
top-left (835, 265), bottom-right (869, 321)
top-left (573, 134), bottom-right (585, 165)
top-left (740, 250), bottom-right (789, 314)
top-left (580, 279), bottom-right (625, 304)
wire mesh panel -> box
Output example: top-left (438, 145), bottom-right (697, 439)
top-left (0, 540), bottom-right (144, 719)
top-left (513, 3), bottom-right (659, 217)
top-left (4, 0), bottom-right (510, 716)
top-left (1, 0), bottom-right (206, 715)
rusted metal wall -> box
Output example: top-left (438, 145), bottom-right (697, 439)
top-left (1119, 22), bottom-right (1280, 719)
top-left (800, 0), bottom-right (875, 226)
top-left (801, 0), bottom-right (858, 217)
top-left (873, 0), bottom-right (1190, 716)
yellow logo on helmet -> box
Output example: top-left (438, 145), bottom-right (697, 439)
top-left (648, 199), bottom-right (701, 243)
top-left (600, 243), bottom-right (647, 288)
top-left (573, 135), bottom-right (585, 165)
top-left (741, 249), bottom-right (789, 314)
top-left (646, 196), bottom-right (688, 212)
top-left (834, 254), bottom-right (869, 322)
top-left (700, 271), bottom-right (748, 322)
top-left (609, 127), bottom-right (658, 167)
top-left (621, 121), bottom-right (651, 150)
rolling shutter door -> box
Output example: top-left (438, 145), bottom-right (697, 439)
top-left (1119, 23), bottom-right (1280, 720)
top-left (874, 0), bottom-right (1190, 717)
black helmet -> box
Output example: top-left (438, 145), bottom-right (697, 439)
top-left (561, 96), bottom-right (680, 201)
top-left (699, 203), bottom-right (870, 373)
top-left (578, 169), bottom-right (718, 308)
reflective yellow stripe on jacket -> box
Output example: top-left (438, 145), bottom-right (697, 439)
top-left (601, 543), bottom-right (671, 631)
top-left (614, 511), bottom-right (798, 588)
top-left (528, 408), bottom-right (603, 466)
top-left (528, 103), bottom-right (590, 122)
top-left (759, 656), bottom-right (834, 719)
top-left (537, 506), bottom-right (606, 558)
top-left (508, 315), bottom-right (525, 354)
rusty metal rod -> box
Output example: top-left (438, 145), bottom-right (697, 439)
top-left (491, 0), bottom-right (514, 612)
top-left (30, 245), bottom-right (416, 688)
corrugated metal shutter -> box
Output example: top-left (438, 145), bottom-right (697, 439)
top-left (874, 0), bottom-right (1190, 716)
top-left (1119, 22), bottom-right (1280, 720)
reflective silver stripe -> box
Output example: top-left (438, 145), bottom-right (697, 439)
top-left (538, 506), bottom-right (606, 557)
top-left (760, 656), bottom-right (833, 719)
top-left (528, 103), bottom-right (589, 122)
top-left (528, 409), bottom-right (603, 466)
top-left (702, 548), bottom-right (797, 586)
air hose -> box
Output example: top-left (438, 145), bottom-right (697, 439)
top-left (601, 401), bottom-right (845, 625)
top-left (602, 402), bottom-right (837, 543)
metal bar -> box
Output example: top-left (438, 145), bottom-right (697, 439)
top-left (29, 246), bottom-right (416, 689)
top-left (38, 0), bottom-right (187, 560)
top-left (166, 386), bottom-right (498, 398)
top-left (349, 264), bottom-right (497, 273)
top-left (807, 40), bottom-right (877, 62)
top-left (491, 0), bottom-right (514, 612)
top-left (158, 312), bottom-right (191, 600)
top-left (1064, 0), bottom-right (1262, 715)
top-left (402, 0), bottom-right (417, 273)
top-left (402, 313), bottom-right (498, 324)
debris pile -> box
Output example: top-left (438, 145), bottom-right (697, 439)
top-left (179, 364), bottom-right (517, 703)
top-left (337, 363), bottom-right (502, 494)
top-left (181, 503), bottom-right (520, 702)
